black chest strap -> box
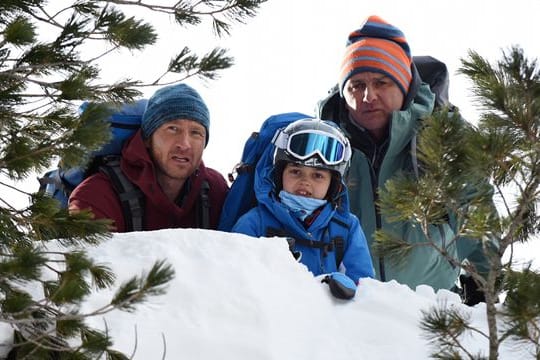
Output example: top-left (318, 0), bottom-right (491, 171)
top-left (265, 218), bottom-right (348, 267)
top-left (99, 157), bottom-right (145, 232)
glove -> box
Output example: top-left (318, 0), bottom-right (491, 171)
top-left (321, 272), bottom-right (357, 300)
top-left (459, 274), bottom-right (486, 306)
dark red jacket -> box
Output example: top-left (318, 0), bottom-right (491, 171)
top-left (69, 130), bottom-right (229, 232)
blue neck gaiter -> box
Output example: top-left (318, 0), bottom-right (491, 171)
top-left (278, 190), bottom-right (327, 221)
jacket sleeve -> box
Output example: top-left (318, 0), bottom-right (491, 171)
top-left (450, 171), bottom-right (498, 276)
top-left (231, 208), bottom-right (263, 238)
top-left (454, 218), bottom-right (493, 275)
top-left (341, 215), bottom-right (375, 282)
top-left (68, 173), bottom-right (125, 232)
top-left (457, 239), bottom-right (491, 274)
top-left (452, 114), bottom-right (498, 275)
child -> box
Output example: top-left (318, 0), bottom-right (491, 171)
top-left (232, 118), bottom-right (374, 285)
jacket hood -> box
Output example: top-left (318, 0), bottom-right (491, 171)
top-left (386, 81), bottom-right (435, 156)
top-left (252, 143), bottom-right (351, 224)
top-left (317, 61), bottom-right (434, 121)
top-left (317, 63), bottom-right (435, 157)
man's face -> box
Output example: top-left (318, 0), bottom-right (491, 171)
top-left (343, 72), bottom-right (405, 140)
top-left (146, 119), bottom-right (206, 185)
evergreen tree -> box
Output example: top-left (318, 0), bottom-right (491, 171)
top-left (374, 46), bottom-right (540, 359)
top-left (0, 0), bottom-right (265, 358)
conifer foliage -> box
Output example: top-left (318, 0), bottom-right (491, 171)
top-left (0, 0), bottom-right (265, 358)
top-left (374, 46), bottom-right (540, 359)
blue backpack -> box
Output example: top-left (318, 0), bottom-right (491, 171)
top-left (218, 112), bottom-right (311, 232)
top-left (39, 100), bottom-right (148, 230)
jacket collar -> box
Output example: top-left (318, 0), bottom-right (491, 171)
top-left (318, 68), bottom-right (435, 157)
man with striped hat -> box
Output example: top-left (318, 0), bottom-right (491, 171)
top-left (318, 15), bottom-right (491, 305)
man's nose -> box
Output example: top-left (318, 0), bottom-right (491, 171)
top-left (362, 85), bottom-right (376, 103)
top-left (174, 132), bottom-right (190, 149)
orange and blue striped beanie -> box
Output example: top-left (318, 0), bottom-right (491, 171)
top-left (339, 15), bottom-right (412, 97)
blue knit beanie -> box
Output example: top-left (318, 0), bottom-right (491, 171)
top-left (142, 83), bottom-right (210, 146)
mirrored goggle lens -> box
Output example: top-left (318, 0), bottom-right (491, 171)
top-left (288, 132), bottom-right (345, 165)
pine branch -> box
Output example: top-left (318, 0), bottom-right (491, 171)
top-left (420, 303), bottom-right (488, 359)
top-left (1, 0), bottom-right (264, 356)
top-left (110, 259), bottom-right (175, 312)
top-left (499, 267), bottom-right (540, 347)
top-left (380, 45), bottom-right (540, 359)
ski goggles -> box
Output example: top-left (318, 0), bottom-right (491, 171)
top-left (273, 129), bottom-right (349, 165)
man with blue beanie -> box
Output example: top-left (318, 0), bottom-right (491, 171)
top-left (70, 83), bottom-right (228, 231)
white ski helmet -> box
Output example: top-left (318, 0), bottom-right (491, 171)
top-left (272, 118), bottom-right (352, 178)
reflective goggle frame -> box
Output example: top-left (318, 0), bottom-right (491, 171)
top-left (273, 129), bottom-right (349, 166)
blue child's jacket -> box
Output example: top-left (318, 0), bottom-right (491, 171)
top-left (232, 146), bottom-right (374, 283)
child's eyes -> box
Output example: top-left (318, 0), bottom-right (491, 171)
top-left (288, 168), bottom-right (301, 176)
top-left (313, 172), bottom-right (328, 180)
top-left (284, 166), bottom-right (329, 181)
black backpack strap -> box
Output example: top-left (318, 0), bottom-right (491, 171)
top-left (99, 157), bottom-right (145, 232)
top-left (266, 225), bottom-right (346, 266)
top-left (328, 218), bottom-right (350, 267)
top-left (266, 227), bottom-right (288, 238)
top-left (333, 236), bottom-right (345, 267)
top-left (199, 179), bottom-right (211, 229)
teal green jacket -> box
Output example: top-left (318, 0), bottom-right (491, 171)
top-left (318, 82), bottom-right (490, 291)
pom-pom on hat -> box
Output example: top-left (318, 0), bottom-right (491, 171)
top-left (339, 15), bottom-right (412, 97)
top-left (142, 83), bottom-right (210, 146)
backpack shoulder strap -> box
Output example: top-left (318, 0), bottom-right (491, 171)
top-left (266, 217), bottom-right (350, 268)
top-left (199, 179), bottom-right (211, 229)
top-left (99, 157), bottom-right (145, 232)
top-left (328, 217), bottom-right (350, 267)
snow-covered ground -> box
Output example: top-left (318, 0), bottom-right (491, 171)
top-left (2, 229), bottom-right (538, 359)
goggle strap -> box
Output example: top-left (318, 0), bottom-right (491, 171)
top-left (272, 129), bottom-right (288, 149)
